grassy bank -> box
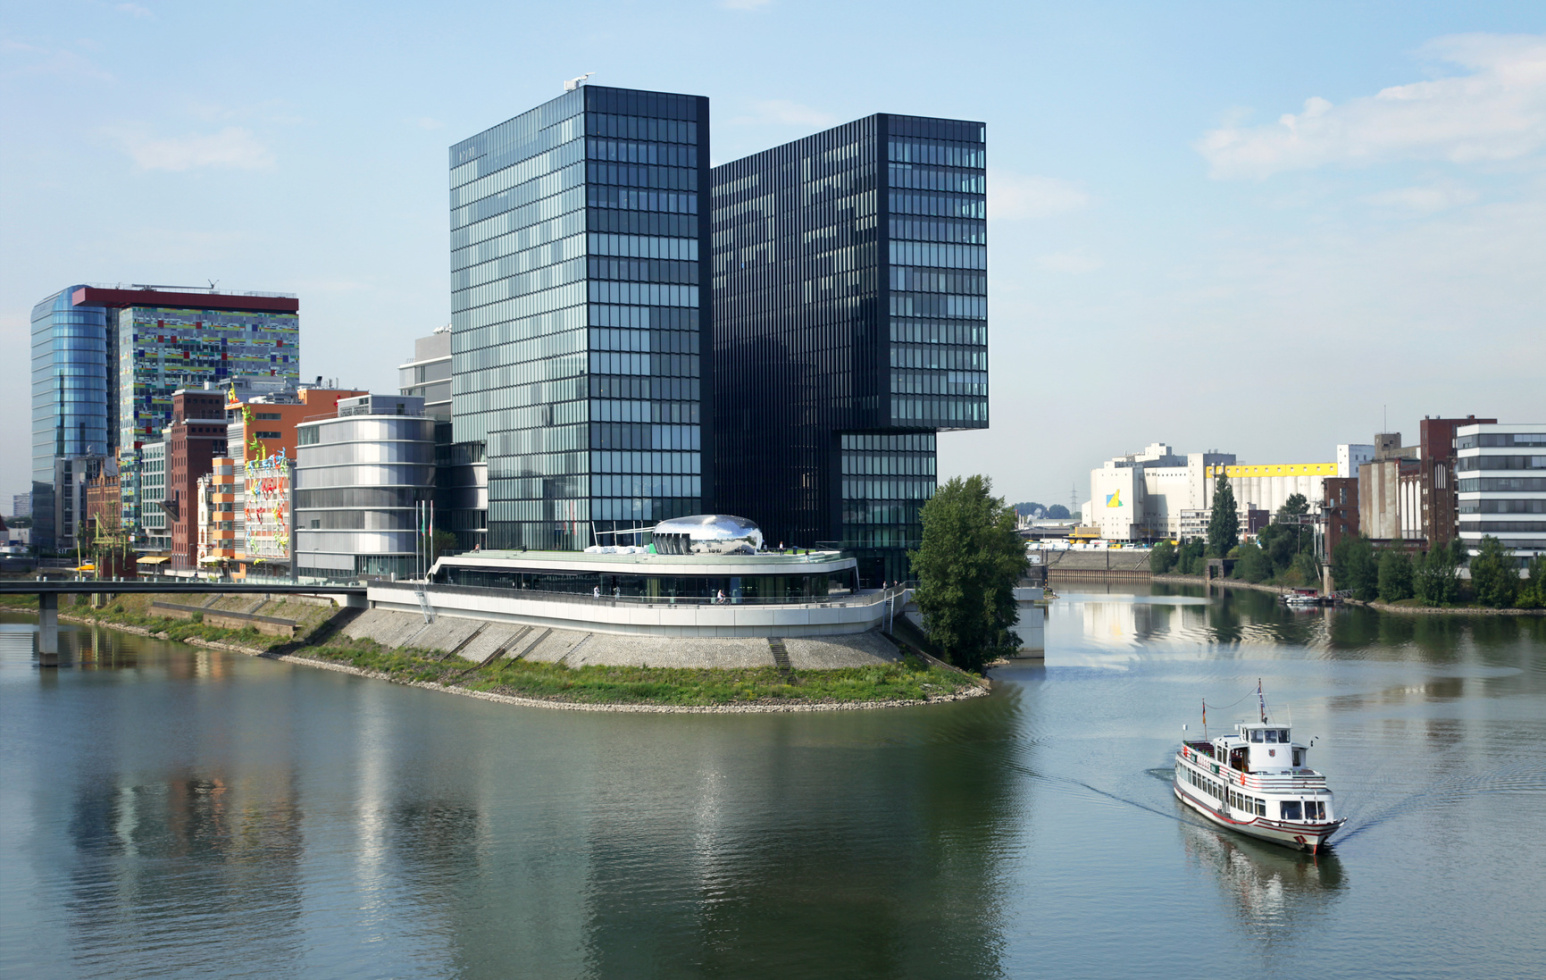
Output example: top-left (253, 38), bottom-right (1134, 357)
top-left (302, 639), bottom-right (978, 707)
top-left (6, 589), bottom-right (981, 707)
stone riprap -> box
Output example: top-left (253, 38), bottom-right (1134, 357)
top-left (337, 609), bottom-right (908, 670)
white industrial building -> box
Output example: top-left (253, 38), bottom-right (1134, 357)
top-left (1083, 441), bottom-right (1374, 543)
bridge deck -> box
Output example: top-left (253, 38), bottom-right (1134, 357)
top-left (0, 580), bottom-right (365, 596)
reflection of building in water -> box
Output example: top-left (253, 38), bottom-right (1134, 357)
top-left (1180, 819), bottom-right (1344, 933)
top-left (64, 767), bottom-right (305, 971)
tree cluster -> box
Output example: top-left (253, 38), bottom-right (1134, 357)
top-left (1231, 494), bottom-right (1319, 585)
top-left (912, 476), bottom-right (1029, 672)
top-left (1332, 534), bottom-right (1541, 608)
top-left (1012, 502), bottom-right (1072, 520)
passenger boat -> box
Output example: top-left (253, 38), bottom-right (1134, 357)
top-left (1173, 687), bottom-right (1345, 853)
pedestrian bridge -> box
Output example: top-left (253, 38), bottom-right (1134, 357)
top-left (2, 577), bottom-right (366, 663)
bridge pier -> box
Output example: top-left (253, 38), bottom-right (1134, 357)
top-left (38, 592), bottom-right (59, 667)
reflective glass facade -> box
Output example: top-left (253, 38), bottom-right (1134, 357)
top-left (31, 287), bottom-right (111, 551)
top-left (450, 85), bottom-right (711, 550)
top-left (711, 114), bottom-right (987, 583)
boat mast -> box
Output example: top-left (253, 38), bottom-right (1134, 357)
top-left (1258, 678), bottom-right (1268, 723)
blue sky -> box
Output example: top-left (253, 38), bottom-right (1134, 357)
top-left (2, 1), bottom-right (1543, 512)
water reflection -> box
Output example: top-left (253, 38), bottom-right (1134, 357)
top-left (1179, 818), bottom-right (1345, 934)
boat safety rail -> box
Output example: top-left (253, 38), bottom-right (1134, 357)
top-left (371, 580), bottom-right (901, 608)
top-left (1179, 746), bottom-right (1325, 791)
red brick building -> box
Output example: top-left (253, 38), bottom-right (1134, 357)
top-left (1321, 477), bottom-right (1359, 557)
top-left (168, 389), bottom-right (229, 571)
top-left (1419, 415), bottom-right (1495, 547)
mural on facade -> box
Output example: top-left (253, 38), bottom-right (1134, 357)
top-left (244, 453), bottom-right (290, 561)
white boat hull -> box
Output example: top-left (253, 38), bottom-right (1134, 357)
top-left (1174, 783), bottom-right (1343, 853)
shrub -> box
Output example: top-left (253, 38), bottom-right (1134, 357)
top-left (1469, 536), bottom-right (1518, 608)
top-left (1151, 540), bottom-right (1177, 574)
top-left (190, 611), bottom-right (204, 624)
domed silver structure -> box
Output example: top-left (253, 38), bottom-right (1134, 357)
top-left (652, 515), bottom-right (765, 556)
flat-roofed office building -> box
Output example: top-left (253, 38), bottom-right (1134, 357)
top-left (711, 114), bottom-right (988, 584)
top-left (449, 84), bottom-right (711, 550)
top-left (1456, 421), bottom-right (1546, 564)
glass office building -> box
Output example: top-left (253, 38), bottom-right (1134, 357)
top-left (711, 114), bottom-right (988, 584)
top-left (31, 287), bottom-right (112, 552)
top-left (449, 84), bottom-right (712, 550)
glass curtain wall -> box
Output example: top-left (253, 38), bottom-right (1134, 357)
top-left (712, 114), bottom-right (988, 584)
top-left (449, 84), bottom-right (710, 551)
top-left (31, 287), bottom-right (111, 551)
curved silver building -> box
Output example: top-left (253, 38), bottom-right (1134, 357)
top-left (293, 395), bottom-right (436, 579)
top-left (651, 514), bottom-right (764, 555)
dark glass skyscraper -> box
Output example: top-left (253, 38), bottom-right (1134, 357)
top-left (711, 114), bottom-right (988, 583)
top-left (31, 287), bottom-right (112, 551)
top-left (450, 85), bottom-right (711, 550)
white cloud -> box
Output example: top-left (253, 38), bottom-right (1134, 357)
top-left (1198, 33), bottom-right (1546, 179)
top-left (721, 0), bottom-right (774, 9)
top-left (1363, 181), bottom-right (1480, 213)
top-left (116, 3), bottom-right (153, 18)
top-left (117, 126), bottom-right (275, 171)
top-left (990, 172), bottom-right (1090, 219)
top-left (730, 99), bottom-right (836, 127)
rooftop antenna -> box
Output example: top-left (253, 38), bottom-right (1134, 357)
top-left (208, 279), bottom-right (219, 292)
top-left (564, 72), bottom-right (594, 92)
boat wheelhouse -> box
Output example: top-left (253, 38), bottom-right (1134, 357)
top-left (1174, 719), bottom-right (1345, 853)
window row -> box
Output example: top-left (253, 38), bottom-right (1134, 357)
top-left (1458, 521), bottom-right (1546, 532)
top-left (592, 399), bottom-right (699, 425)
top-left (1456, 432), bottom-right (1546, 448)
top-left (1457, 455), bottom-right (1546, 471)
top-left (588, 327), bottom-right (699, 354)
top-left (584, 113), bottom-right (698, 145)
top-left (487, 422), bottom-right (588, 458)
top-left (887, 164), bottom-right (985, 194)
top-left (589, 233), bottom-right (698, 261)
top-left (839, 478), bottom-right (936, 501)
top-left (455, 280), bottom-right (586, 328)
top-left (840, 432), bottom-right (937, 453)
top-left (889, 267), bottom-right (988, 295)
top-left (890, 344), bottom-right (988, 371)
top-left (587, 138), bottom-right (697, 168)
top-left (887, 139), bottom-right (986, 169)
top-left (889, 293), bottom-right (987, 319)
top-left (450, 377), bottom-right (587, 419)
top-left (586, 281), bottom-right (699, 308)
top-left (841, 453), bottom-right (936, 477)
top-left (587, 161), bottom-right (697, 191)
top-left (450, 110), bottom-right (583, 190)
top-left (1458, 498), bottom-right (1546, 513)
top-left (591, 450), bottom-right (701, 475)
top-left (589, 351), bottom-right (700, 377)
top-left (455, 352), bottom-right (589, 395)
top-left (588, 304), bottom-right (699, 330)
top-left (891, 396), bottom-right (989, 425)
top-left (1457, 478), bottom-right (1546, 492)
top-left (294, 486), bottom-right (434, 509)
top-left (594, 474), bottom-right (702, 499)
top-left (891, 369), bottom-right (988, 396)
top-left (589, 208), bottom-right (700, 238)
top-left (591, 422), bottom-right (701, 452)
top-left (889, 191), bottom-right (985, 219)
top-left (454, 303), bottom-right (588, 356)
top-left (587, 186), bottom-right (698, 214)
top-left (587, 256), bottom-right (699, 285)
top-left (590, 374), bottom-right (699, 402)
top-left (889, 241), bottom-right (986, 270)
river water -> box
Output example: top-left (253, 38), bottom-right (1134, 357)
top-left (2, 587), bottom-right (1543, 979)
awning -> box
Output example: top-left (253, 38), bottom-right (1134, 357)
top-left (136, 556), bottom-right (169, 564)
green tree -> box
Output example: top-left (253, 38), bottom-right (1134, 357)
top-left (1234, 541), bottom-right (1270, 582)
top-left (1518, 554), bottom-right (1546, 609)
top-left (1290, 549), bottom-right (1320, 587)
top-left (1414, 539), bottom-right (1462, 606)
top-left (1332, 535), bottom-right (1378, 601)
top-left (1377, 545), bottom-right (1414, 602)
top-left (1469, 535), bottom-right (1519, 608)
top-left (1151, 540), bottom-right (1177, 573)
top-left (1206, 470), bottom-right (1239, 558)
top-left (1175, 539), bottom-right (1206, 575)
top-left (910, 475), bottom-right (1029, 672)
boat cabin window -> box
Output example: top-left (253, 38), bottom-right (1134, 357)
top-left (1249, 730), bottom-right (1263, 743)
top-left (1281, 801), bottom-right (1303, 821)
top-left (1304, 801), bottom-right (1325, 820)
top-left (1265, 729), bottom-right (1279, 743)
top-left (1292, 748), bottom-right (1306, 767)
